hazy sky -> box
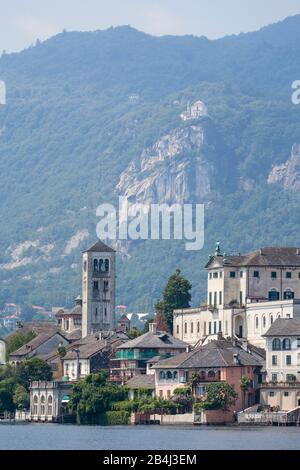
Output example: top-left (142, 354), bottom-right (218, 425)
top-left (0, 0), bottom-right (300, 52)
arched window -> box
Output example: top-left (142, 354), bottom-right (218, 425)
top-left (105, 259), bottom-right (110, 272)
top-left (203, 322), bottom-right (207, 335)
top-left (173, 371), bottom-right (178, 380)
top-left (166, 371), bottom-right (173, 380)
top-left (197, 322), bottom-right (200, 334)
top-left (283, 338), bottom-right (291, 350)
top-left (33, 395), bottom-right (38, 415)
top-left (263, 316), bottom-right (266, 328)
top-left (284, 289), bottom-right (294, 300)
top-left (270, 315), bottom-right (274, 324)
top-left (272, 338), bottom-right (281, 351)
top-left (191, 322), bottom-right (194, 334)
top-left (99, 259), bottom-right (104, 272)
top-left (184, 323), bottom-right (187, 334)
top-left (47, 396), bottom-right (53, 416)
top-left (159, 371), bottom-right (166, 380)
top-left (40, 396), bottom-right (46, 415)
top-left (83, 261), bottom-right (87, 272)
top-left (93, 259), bottom-right (98, 272)
top-left (176, 325), bottom-right (179, 335)
top-left (269, 289), bottom-right (279, 301)
top-left (208, 370), bottom-right (216, 379)
top-left (255, 316), bottom-right (259, 329)
top-left (200, 370), bottom-right (206, 380)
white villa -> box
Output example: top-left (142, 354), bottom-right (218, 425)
top-left (173, 244), bottom-right (300, 348)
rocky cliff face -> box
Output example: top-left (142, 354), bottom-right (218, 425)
top-left (116, 118), bottom-right (227, 205)
top-left (268, 144), bottom-right (300, 191)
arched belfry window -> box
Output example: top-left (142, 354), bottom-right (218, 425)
top-left (99, 259), bottom-right (104, 272)
top-left (93, 259), bottom-right (98, 272)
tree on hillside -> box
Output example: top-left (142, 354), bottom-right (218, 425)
top-left (155, 269), bottom-right (192, 332)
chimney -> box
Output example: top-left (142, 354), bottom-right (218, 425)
top-left (149, 322), bottom-right (157, 334)
top-left (233, 353), bottom-right (240, 365)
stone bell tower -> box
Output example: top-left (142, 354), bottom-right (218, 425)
top-left (82, 240), bottom-right (116, 338)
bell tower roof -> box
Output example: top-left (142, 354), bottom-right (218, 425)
top-left (83, 240), bottom-right (115, 253)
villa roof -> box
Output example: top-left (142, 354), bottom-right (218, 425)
top-left (9, 331), bottom-right (68, 358)
top-left (63, 339), bottom-right (108, 360)
top-left (126, 375), bottom-right (155, 390)
top-left (263, 318), bottom-right (300, 337)
top-left (206, 247), bottom-right (300, 269)
top-left (117, 331), bottom-right (188, 350)
top-left (83, 240), bottom-right (115, 253)
top-left (152, 339), bottom-right (263, 369)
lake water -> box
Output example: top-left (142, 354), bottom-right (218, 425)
top-left (1, 424), bottom-right (300, 450)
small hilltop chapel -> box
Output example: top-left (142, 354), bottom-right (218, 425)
top-left (173, 243), bottom-right (300, 348)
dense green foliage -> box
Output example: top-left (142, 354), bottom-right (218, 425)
top-left (0, 358), bottom-right (53, 412)
top-left (103, 410), bottom-right (130, 425)
top-left (196, 382), bottom-right (238, 411)
top-left (0, 19), bottom-right (300, 313)
top-left (156, 269), bottom-right (192, 331)
top-left (68, 372), bottom-right (128, 424)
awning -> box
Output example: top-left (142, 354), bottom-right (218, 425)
top-left (61, 395), bottom-right (70, 403)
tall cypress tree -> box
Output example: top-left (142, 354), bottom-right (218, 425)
top-left (155, 269), bottom-right (192, 332)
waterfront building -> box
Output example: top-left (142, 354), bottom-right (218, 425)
top-left (152, 335), bottom-right (263, 412)
top-left (82, 240), bottom-right (116, 337)
top-left (110, 323), bottom-right (188, 384)
top-left (174, 245), bottom-right (300, 348)
top-left (126, 374), bottom-right (155, 399)
top-left (29, 380), bottom-right (73, 422)
top-left (260, 317), bottom-right (300, 410)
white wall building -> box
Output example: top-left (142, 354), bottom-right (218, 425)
top-left (260, 318), bottom-right (300, 411)
top-left (173, 245), bottom-right (300, 348)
